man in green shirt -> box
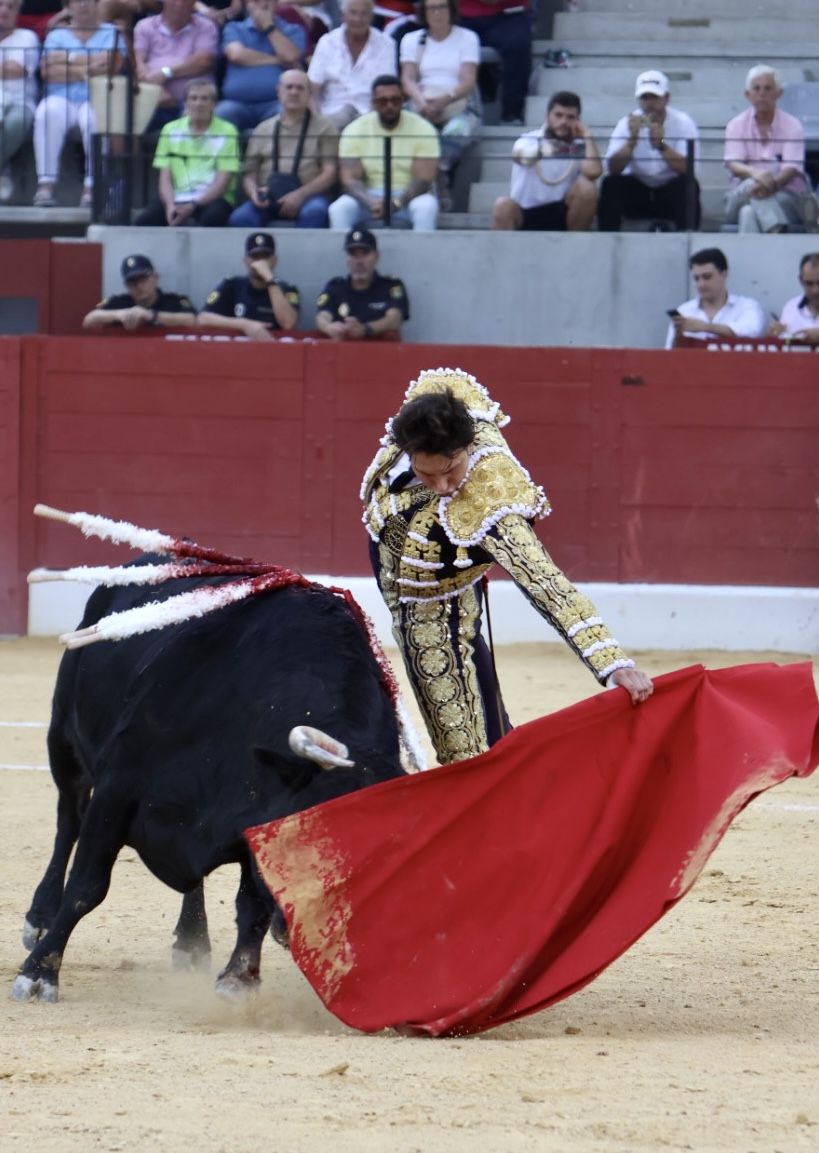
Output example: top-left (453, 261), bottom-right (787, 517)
top-left (136, 79), bottom-right (241, 227)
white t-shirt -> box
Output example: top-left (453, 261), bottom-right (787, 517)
top-left (399, 26), bottom-right (480, 91)
top-left (606, 105), bottom-right (699, 188)
top-left (778, 293), bottom-right (819, 336)
top-left (308, 27), bottom-right (398, 118)
top-left (664, 294), bottom-right (768, 348)
top-left (0, 28), bottom-right (40, 113)
top-left (510, 128), bottom-right (585, 208)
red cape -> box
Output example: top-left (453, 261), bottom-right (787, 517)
top-left (245, 662), bottom-right (818, 1037)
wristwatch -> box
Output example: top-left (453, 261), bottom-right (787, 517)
top-left (161, 65), bottom-right (174, 80)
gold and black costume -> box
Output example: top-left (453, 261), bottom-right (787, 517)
top-left (361, 368), bottom-right (635, 764)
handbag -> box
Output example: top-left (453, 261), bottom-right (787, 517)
top-left (266, 111), bottom-right (311, 217)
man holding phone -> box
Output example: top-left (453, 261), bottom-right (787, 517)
top-left (599, 70), bottom-right (700, 232)
top-left (665, 247), bottom-right (768, 348)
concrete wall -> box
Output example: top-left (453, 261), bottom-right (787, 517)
top-left (88, 226), bottom-right (817, 349)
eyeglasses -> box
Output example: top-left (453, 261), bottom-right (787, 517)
top-left (374, 95), bottom-right (403, 106)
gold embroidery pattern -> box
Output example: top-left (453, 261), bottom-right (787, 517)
top-left (484, 516), bottom-right (630, 681)
top-left (394, 588), bottom-right (489, 764)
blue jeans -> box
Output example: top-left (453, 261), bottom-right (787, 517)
top-left (460, 10), bottom-right (532, 121)
top-left (228, 194), bottom-right (331, 229)
top-left (215, 99), bottom-right (281, 132)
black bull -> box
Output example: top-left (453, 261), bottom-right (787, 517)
top-left (13, 571), bottom-right (406, 1003)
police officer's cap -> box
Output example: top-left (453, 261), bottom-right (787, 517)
top-left (245, 232), bottom-right (276, 256)
top-left (121, 254), bottom-right (155, 281)
top-left (344, 228), bottom-right (378, 253)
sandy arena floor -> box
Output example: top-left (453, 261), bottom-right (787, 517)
top-left (1, 637), bottom-right (817, 1153)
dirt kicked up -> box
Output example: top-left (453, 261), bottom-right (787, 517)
top-left (1, 637), bottom-right (817, 1153)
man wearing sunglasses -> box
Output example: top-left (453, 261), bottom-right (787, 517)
top-left (329, 72), bottom-right (441, 231)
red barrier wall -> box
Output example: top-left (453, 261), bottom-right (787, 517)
top-left (0, 241), bottom-right (102, 335)
top-left (2, 338), bottom-right (817, 634)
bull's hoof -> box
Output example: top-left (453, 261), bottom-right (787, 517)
top-left (171, 944), bottom-right (212, 972)
top-left (10, 973), bottom-right (59, 1003)
top-left (214, 972), bottom-right (261, 1000)
top-left (22, 919), bottom-right (45, 952)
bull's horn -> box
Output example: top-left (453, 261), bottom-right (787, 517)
top-left (288, 726), bottom-right (353, 769)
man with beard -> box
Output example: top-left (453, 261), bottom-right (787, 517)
top-left (198, 232), bottom-right (299, 340)
top-left (491, 91), bottom-right (600, 231)
top-left (315, 228), bottom-right (409, 341)
top-left (82, 254), bottom-right (196, 330)
top-left (329, 73), bottom-right (440, 232)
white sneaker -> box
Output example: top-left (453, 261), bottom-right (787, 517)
top-left (0, 172), bottom-right (13, 203)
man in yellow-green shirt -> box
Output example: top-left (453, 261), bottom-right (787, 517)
top-left (136, 80), bottom-right (241, 228)
top-left (330, 73), bottom-right (440, 231)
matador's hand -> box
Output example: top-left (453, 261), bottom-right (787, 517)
top-left (610, 666), bottom-right (654, 704)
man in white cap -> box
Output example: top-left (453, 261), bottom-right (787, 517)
top-left (598, 69), bottom-right (700, 231)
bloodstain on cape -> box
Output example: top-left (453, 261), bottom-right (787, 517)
top-left (245, 662), bottom-right (818, 1037)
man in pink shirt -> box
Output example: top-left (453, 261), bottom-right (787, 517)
top-left (134, 0), bottom-right (219, 134)
top-left (723, 64), bottom-right (817, 233)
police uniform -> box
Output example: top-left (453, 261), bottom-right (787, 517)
top-left (362, 368), bottom-right (636, 764)
top-left (201, 276), bottom-right (300, 328)
top-left (95, 290), bottom-right (196, 317)
top-left (316, 273), bottom-right (409, 326)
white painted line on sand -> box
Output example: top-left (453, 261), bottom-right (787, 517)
top-left (0, 763), bottom-right (50, 772)
top-left (0, 721), bottom-right (47, 728)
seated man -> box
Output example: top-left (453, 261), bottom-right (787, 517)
top-left (0, 0), bottom-right (38, 202)
top-left (724, 65), bottom-right (817, 234)
top-left (307, 0), bottom-right (397, 131)
top-left (135, 80), bottom-right (240, 227)
top-left (82, 254), bottom-right (196, 330)
top-left (599, 70), bottom-right (700, 232)
top-left (198, 232), bottom-right (300, 339)
top-left (492, 91), bottom-right (600, 232)
top-left (329, 73), bottom-right (440, 231)
top-left (770, 251), bottom-right (819, 344)
top-left (134, 0), bottom-right (219, 134)
top-left (315, 227), bottom-right (408, 340)
top-left (215, 0), bottom-right (306, 132)
top-left (230, 69), bottom-right (338, 229)
top-left (665, 247), bottom-right (768, 349)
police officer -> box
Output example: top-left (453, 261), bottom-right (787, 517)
top-left (198, 233), bottom-right (300, 340)
top-left (82, 255), bottom-right (197, 331)
top-left (315, 228), bottom-right (409, 341)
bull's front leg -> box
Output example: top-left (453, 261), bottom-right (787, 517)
top-left (172, 882), bottom-right (211, 971)
top-left (12, 784), bottom-right (130, 1003)
top-left (215, 859), bottom-right (273, 997)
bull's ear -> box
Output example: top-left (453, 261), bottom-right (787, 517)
top-left (253, 745), bottom-right (315, 791)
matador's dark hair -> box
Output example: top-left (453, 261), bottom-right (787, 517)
top-left (391, 388), bottom-right (475, 456)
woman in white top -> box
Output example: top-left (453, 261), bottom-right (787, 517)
top-left (399, 0), bottom-right (480, 207)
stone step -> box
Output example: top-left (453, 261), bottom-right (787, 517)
top-left (553, 12), bottom-right (819, 44)
top-left (533, 63), bottom-right (815, 101)
top-left (467, 180), bottom-right (731, 228)
top-left (577, 0), bottom-right (817, 17)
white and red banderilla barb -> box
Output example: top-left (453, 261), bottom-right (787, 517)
top-left (31, 504), bottom-right (426, 772)
top-left (30, 504), bottom-right (399, 706)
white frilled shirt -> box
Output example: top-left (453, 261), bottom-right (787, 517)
top-left (307, 27), bottom-right (398, 118)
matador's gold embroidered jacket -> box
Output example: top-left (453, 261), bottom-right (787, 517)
top-left (361, 368), bottom-right (635, 685)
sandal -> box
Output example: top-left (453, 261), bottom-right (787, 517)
top-left (33, 186), bottom-right (56, 208)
